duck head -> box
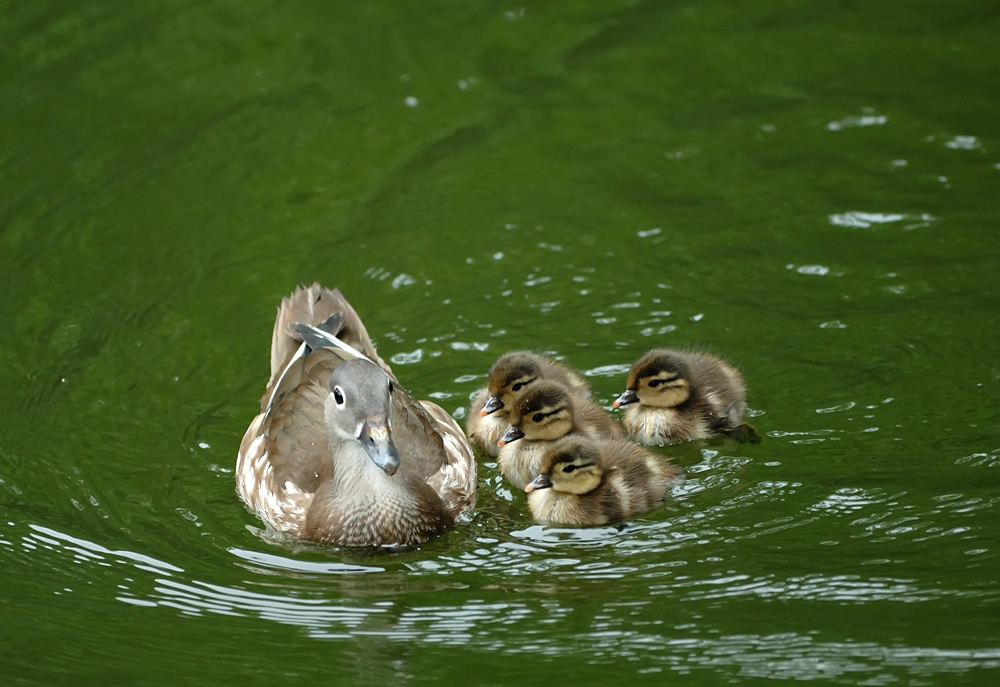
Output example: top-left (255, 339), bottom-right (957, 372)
top-left (325, 359), bottom-right (401, 475)
top-left (614, 349), bottom-right (692, 410)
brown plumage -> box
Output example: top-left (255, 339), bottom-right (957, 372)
top-left (496, 380), bottom-right (621, 490)
top-left (613, 348), bottom-right (746, 446)
top-left (236, 283), bottom-right (476, 548)
top-left (466, 351), bottom-right (590, 457)
top-left (524, 436), bottom-right (680, 526)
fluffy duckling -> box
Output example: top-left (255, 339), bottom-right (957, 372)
top-left (466, 351), bottom-right (590, 458)
top-left (524, 436), bottom-right (680, 526)
top-left (613, 348), bottom-right (746, 446)
top-left (236, 283), bottom-right (477, 548)
top-left (496, 380), bottom-right (621, 489)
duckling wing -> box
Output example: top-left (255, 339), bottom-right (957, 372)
top-left (546, 361), bottom-right (591, 400)
top-left (598, 439), bottom-right (680, 520)
top-left (576, 399), bottom-right (624, 439)
top-left (688, 353), bottom-right (747, 428)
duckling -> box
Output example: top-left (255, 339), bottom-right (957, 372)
top-left (524, 436), bottom-right (680, 526)
top-left (496, 380), bottom-right (621, 489)
top-left (466, 351), bottom-right (590, 457)
top-left (236, 283), bottom-right (476, 548)
top-left (613, 348), bottom-right (746, 445)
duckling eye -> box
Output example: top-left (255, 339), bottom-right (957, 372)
top-left (532, 413), bottom-right (544, 423)
top-left (512, 382), bottom-right (524, 392)
top-left (648, 379), bottom-right (661, 388)
top-left (562, 464), bottom-right (577, 473)
top-left (333, 386), bottom-right (346, 407)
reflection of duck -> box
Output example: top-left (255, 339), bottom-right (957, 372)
top-left (467, 351), bottom-right (590, 457)
top-left (236, 284), bottom-right (476, 548)
top-left (524, 436), bottom-right (679, 526)
top-left (613, 349), bottom-right (746, 445)
top-left (496, 380), bottom-right (621, 490)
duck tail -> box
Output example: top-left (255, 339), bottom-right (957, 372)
top-left (269, 283), bottom-right (395, 382)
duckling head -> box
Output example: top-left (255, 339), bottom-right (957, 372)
top-left (324, 359), bottom-right (401, 475)
top-left (498, 380), bottom-right (575, 445)
top-left (480, 351), bottom-right (548, 416)
top-left (614, 349), bottom-right (691, 410)
top-left (525, 436), bottom-right (604, 495)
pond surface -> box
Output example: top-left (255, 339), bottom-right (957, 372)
top-left (2, 1), bottom-right (999, 685)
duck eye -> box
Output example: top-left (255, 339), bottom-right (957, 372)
top-left (512, 382), bottom-right (523, 392)
top-left (562, 464), bottom-right (577, 473)
top-left (648, 379), bottom-right (661, 388)
top-left (333, 386), bottom-right (346, 407)
top-left (532, 413), bottom-right (544, 423)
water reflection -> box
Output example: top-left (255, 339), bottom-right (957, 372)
top-left (9, 500), bottom-right (1000, 683)
top-left (25, 523), bottom-right (183, 576)
top-left (231, 545), bottom-right (385, 576)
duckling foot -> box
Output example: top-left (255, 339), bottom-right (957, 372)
top-left (723, 423), bottom-right (763, 444)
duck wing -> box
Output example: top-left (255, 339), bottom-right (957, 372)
top-left (389, 386), bottom-right (477, 519)
top-left (418, 400), bottom-right (477, 516)
top-left (237, 349), bottom-right (336, 534)
top-left (261, 376), bottom-right (332, 500)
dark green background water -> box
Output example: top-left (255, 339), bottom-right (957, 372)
top-left (2, 1), bottom-right (998, 684)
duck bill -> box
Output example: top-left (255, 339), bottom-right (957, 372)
top-left (359, 418), bottom-right (400, 475)
top-left (480, 395), bottom-right (504, 416)
top-left (497, 425), bottom-right (524, 446)
top-left (613, 389), bottom-right (639, 408)
top-left (525, 474), bottom-right (552, 493)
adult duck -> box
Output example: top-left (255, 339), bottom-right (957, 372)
top-left (236, 283), bottom-right (476, 548)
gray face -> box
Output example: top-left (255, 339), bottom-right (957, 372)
top-left (326, 359), bottom-right (400, 475)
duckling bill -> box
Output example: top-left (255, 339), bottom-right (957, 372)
top-left (613, 348), bottom-right (746, 445)
top-left (524, 436), bottom-right (680, 526)
top-left (236, 283), bottom-right (477, 548)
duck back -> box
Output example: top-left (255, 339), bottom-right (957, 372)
top-left (264, 283), bottom-right (396, 409)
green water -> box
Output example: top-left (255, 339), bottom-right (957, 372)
top-left (2, 1), bottom-right (998, 684)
